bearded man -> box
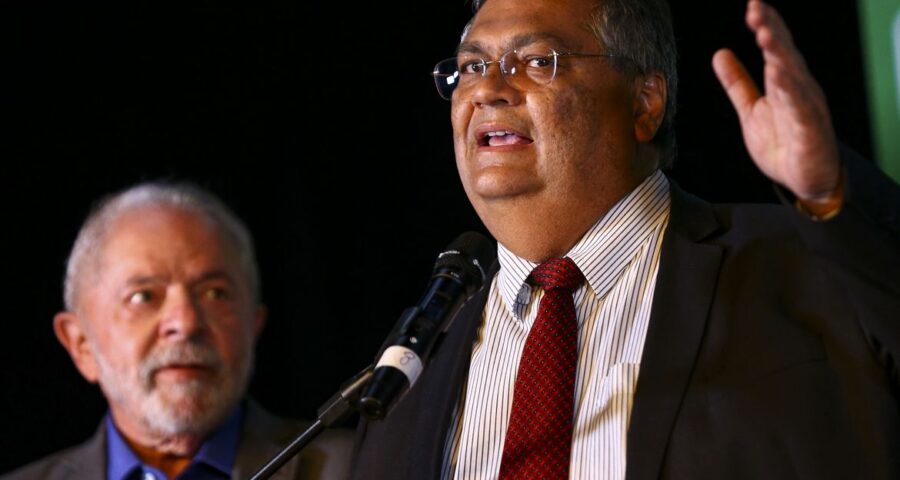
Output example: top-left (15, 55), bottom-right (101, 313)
top-left (3, 182), bottom-right (350, 480)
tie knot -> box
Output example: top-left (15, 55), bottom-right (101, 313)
top-left (530, 257), bottom-right (584, 293)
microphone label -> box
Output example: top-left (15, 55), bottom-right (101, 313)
top-left (375, 346), bottom-right (424, 386)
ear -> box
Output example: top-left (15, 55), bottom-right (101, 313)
top-left (633, 73), bottom-right (667, 143)
top-left (252, 305), bottom-right (267, 341)
top-left (53, 311), bottom-right (100, 383)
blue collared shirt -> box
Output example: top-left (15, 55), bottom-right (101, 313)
top-left (106, 406), bottom-right (243, 480)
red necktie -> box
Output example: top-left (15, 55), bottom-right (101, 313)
top-left (499, 257), bottom-right (584, 480)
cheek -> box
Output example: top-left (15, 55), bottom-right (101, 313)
top-left (532, 92), bottom-right (595, 172)
top-left (551, 85), bottom-right (634, 158)
top-left (450, 100), bottom-right (471, 144)
top-left (451, 110), bottom-right (472, 175)
top-left (88, 312), bottom-right (155, 367)
top-left (454, 148), bottom-right (473, 192)
top-left (205, 311), bottom-right (256, 361)
top-left (451, 102), bottom-right (477, 190)
top-left (91, 334), bottom-right (145, 378)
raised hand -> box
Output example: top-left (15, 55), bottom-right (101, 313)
top-left (712, 0), bottom-right (842, 207)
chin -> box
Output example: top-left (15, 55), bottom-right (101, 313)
top-left (468, 171), bottom-right (541, 200)
top-left (141, 372), bottom-right (248, 437)
top-left (142, 386), bottom-right (238, 437)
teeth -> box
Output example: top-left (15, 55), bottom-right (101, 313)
top-left (486, 130), bottom-right (513, 137)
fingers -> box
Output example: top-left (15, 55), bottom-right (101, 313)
top-left (765, 61), bottom-right (826, 119)
top-left (721, 1), bottom-right (841, 201)
top-left (749, 2), bottom-right (830, 119)
top-left (712, 48), bottom-right (760, 122)
top-left (746, 1), bottom-right (809, 76)
top-left (765, 61), bottom-right (834, 152)
top-left (746, 2), bottom-right (828, 117)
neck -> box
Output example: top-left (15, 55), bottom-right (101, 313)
top-left (473, 148), bottom-right (659, 262)
top-left (110, 410), bottom-right (209, 478)
top-left (488, 203), bottom-right (600, 262)
top-left (124, 435), bottom-right (201, 479)
top-left (482, 173), bottom-right (655, 263)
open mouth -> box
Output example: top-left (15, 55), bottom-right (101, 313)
top-left (476, 128), bottom-right (534, 147)
top-left (155, 363), bottom-right (213, 378)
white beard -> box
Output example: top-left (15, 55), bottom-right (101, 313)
top-left (92, 339), bottom-right (253, 438)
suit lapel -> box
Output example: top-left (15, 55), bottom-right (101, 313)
top-left (626, 183), bottom-right (724, 480)
top-left (233, 401), bottom-right (298, 480)
top-left (406, 278), bottom-right (493, 478)
top-left (51, 423), bottom-right (107, 480)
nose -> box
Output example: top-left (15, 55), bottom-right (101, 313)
top-left (468, 61), bottom-right (523, 108)
top-left (159, 286), bottom-right (205, 341)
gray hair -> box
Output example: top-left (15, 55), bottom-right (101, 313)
top-left (469, 0), bottom-right (679, 168)
top-left (63, 182), bottom-right (261, 311)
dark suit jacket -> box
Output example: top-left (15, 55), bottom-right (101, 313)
top-left (3, 400), bottom-right (353, 480)
top-left (353, 150), bottom-right (900, 480)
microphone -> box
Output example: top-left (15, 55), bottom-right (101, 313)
top-left (357, 231), bottom-right (495, 420)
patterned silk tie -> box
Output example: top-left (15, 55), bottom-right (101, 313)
top-left (499, 257), bottom-right (584, 480)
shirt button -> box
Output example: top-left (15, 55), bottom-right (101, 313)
top-left (516, 285), bottom-right (532, 305)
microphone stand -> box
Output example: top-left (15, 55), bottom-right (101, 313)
top-left (247, 365), bottom-right (374, 480)
top-left (247, 233), bottom-right (493, 479)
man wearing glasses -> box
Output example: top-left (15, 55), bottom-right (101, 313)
top-left (354, 0), bottom-right (900, 478)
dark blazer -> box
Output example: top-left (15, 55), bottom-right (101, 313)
top-left (3, 400), bottom-right (353, 480)
top-left (353, 151), bottom-right (900, 480)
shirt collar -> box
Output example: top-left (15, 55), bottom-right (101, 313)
top-left (495, 170), bottom-right (671, 320)
top-left (105, 405), bottom-right (244, 480)
top-left (106, 415), bottom-right (142, 480)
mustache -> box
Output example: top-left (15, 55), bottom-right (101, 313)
top-left (139, 341), bottom-right (223, 386)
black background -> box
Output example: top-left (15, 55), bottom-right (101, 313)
top-left (0, 0), bottom-right (872, 472)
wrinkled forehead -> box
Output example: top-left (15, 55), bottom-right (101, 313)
top-left (95, 206), bottom-right (241, 279)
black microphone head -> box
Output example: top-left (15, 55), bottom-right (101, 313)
top-left (360, 232), bottom-right (495, 421)
top-left (434, 231), bottom-right (496, 294)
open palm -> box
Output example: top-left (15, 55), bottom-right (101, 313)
top-left (713, 0), bottom-right (841, 203)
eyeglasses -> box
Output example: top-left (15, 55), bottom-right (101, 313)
top-left (432, 48), bottom-right (620, 100)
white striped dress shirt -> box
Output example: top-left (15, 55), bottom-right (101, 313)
top-left (442, 171), bottom-right (671, 480)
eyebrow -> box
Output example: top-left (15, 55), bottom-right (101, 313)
top-left (123, 270), bottom-right (235, 287)
top-left (193, 270), bottom-right (237, 286)
top-left (457, 32), bottom-right (576, 56)
top-left (124, 274), bottom-right (168, 287)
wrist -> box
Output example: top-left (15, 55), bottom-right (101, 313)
top-left (795, 168), bottom-right (845, 221)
